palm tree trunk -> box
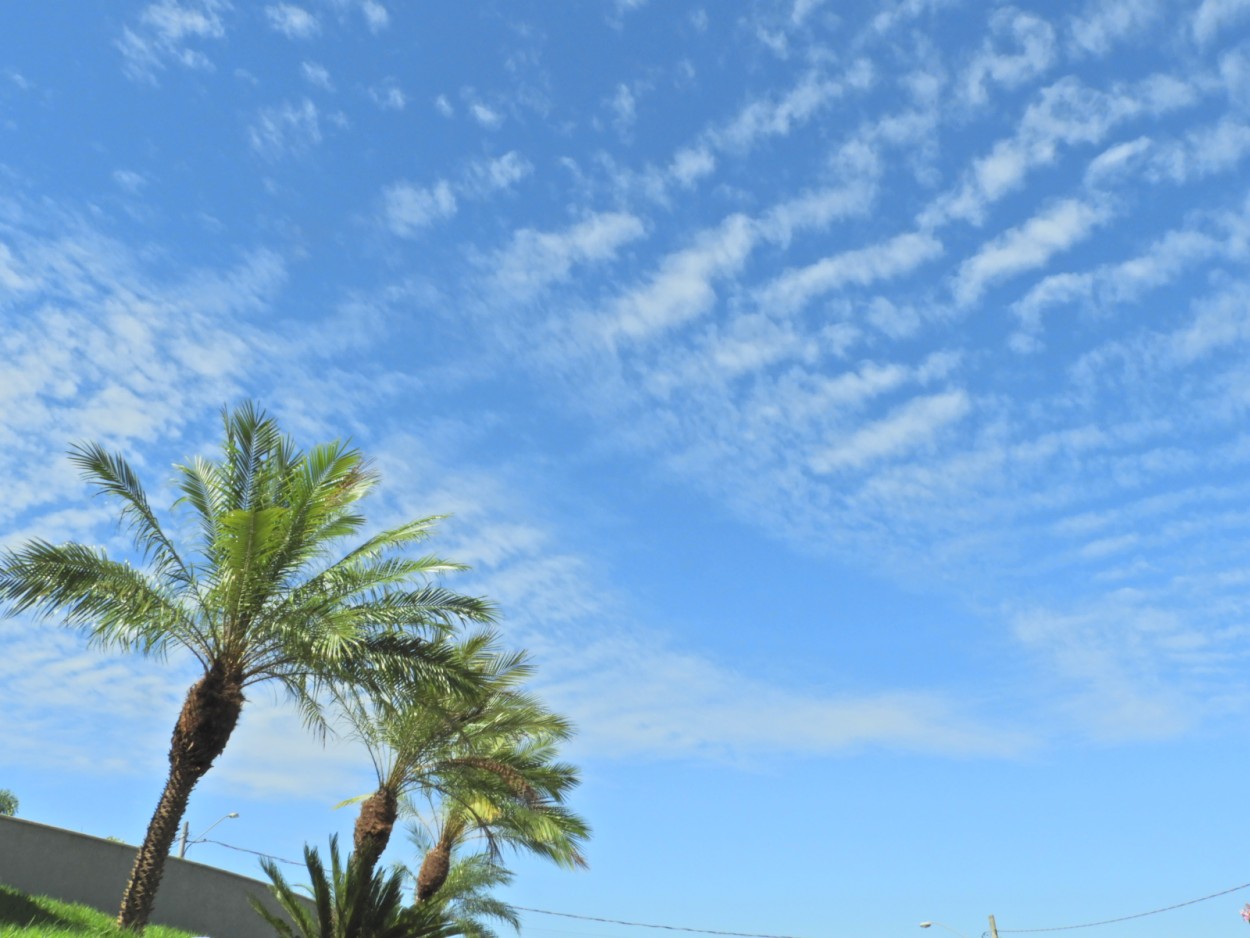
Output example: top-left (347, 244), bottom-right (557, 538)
top-left (116, 662), bottom-right (244, 931)
top-left (416, 834), bottom-right (454, 902)
top-left (353, 786), bottom-right (398, 880)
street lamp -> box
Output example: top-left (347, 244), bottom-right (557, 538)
top-left (177, 812), bottom-right (239, 858)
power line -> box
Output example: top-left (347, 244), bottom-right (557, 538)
top-left (998, 880), bottom-right (1250, 933)
top-left (198, 838), bottom-right (303, 866)
top-left (511, 906), bottom-right (811, 938)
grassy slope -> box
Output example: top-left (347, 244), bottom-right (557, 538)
top-left (0, 885), bottom-right (198, 937)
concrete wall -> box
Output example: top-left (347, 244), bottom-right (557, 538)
top-left (0, 815), bottom-right (311, 938)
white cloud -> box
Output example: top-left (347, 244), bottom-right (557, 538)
top-left (923, 74), bottom-right (1201, 227)
top-left (212, 698), bottom-right (374, 800)
top-left (369, 80), bottom-right (406, 110)
top-left (598, 61), bottom-right (878, 205)
top-left (112, 170), bottom-right (147, 193)
top-left (462, 151), bottom-right (532, 196)
top-left (301, 61), bottom-right (333, 90)
top-left (265, 3), bottom-right (319, 39)
top-left (759, 182), bottom-right (878, 243)
top-left (360, 0), bottom-right (389, 32)
top-left (537, 631), bottom-right (1025, 758)
top-left (863, 0), bottom-right (956, 41)
top-left (791, 0), bottom-right (826, 25)
top-left (117, 0), bottom-right (229, 82)
top-left (1168, 281), bottom-right (1250, 362)
top-left (469, 102), bottom-right (502, 129)
top-left (1083, 135), bottom-right (1152, 184)
top-left (1067, 0), bottom-right (1163, 56)
top-left (1223, 46), bottom-right (1250, 108)
top-left (757, 232), bottom-right (944, 314)
top-left (0, 209), bottom-right (293, 536)
top-left (1012, 222), bottom-right (1235, 342)
top-left (576, 180), bottom-right (876, 349)
top-left (810, 390), bottom-right (971, 473)
top-left (1011, 598), bottom-right (1214, 741)
top-left (1193, 0), bottom-right (1250, 43)
top-left (1146, 117), bottom-right (1250, 182)
top-left (0, 618), bottom-right (186, 777)
top-left (955, 198), bottom-right (1110, 304)
top-left (960, 8), bottom-right (1056, 107)
top-left (712, 65), bottom-right (870, 152)
top-left (699, 316), bottom-right (816, 380)
top-left (379, 152), bottom-right (532, 238)
top-left (382, 180), bottom-right (457, 237)
top-left (487, 212), bottom-right (647, 301)
top-left (0, 242), bottom-right (36, 292)
top-left (669, 146), bottom-right (716, 188)
top-left (433, 94), bottom-right (453, 117)
top-left (248, 98), bottom-right (322, 160)
top-left (601, 214), bottom-right (757, 343)
top-left (609, 83), bottom-right (636, 136)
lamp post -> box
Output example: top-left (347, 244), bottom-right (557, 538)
top-left (177, 812), bottom-right (239, 858)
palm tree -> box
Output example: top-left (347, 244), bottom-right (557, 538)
top-left (398, 831), bottom-right (519, 938)
top-left (337, 634), bottom-right (588, 885)
top-left (252, 835), bottom-right (456, 938)
top-left (0, 403), bottom-right (494, 931)
top-left (410, 786), bottom-right (587, 905)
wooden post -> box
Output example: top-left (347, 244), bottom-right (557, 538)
top-left (987, 915), bottom-right (999, 938)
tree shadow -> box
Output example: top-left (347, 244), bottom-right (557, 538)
top-left (0, 885), bottom-right (78, 928)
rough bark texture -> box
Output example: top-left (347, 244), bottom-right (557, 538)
top-left (352, 786), bottom-right (398, 879)
top-left (116, 663), bottom-right (244, 932)
top-left (416, 838), bottom-right (453, 902)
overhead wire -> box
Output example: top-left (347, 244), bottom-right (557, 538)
top-left (997, 879), bottom-right (1250, 932)
top-left (197, 838), bottom-right (303, 866)
top-left (510, 906), bottom-right (810, 938)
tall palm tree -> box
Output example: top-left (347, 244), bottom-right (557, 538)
top-left (0, 403), bottom-right (494, 931)
top-left (339, 633), bottom-right (588, 886)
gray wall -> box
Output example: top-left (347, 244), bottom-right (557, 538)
top-left (0, 815), bottom-right (312, 938)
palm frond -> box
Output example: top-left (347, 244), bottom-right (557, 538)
top-left (69, 442), bottom-right (194, 590)
top-left (254, 835), bottom-right (459, 938)
top-left (0, 540), bottom-right (201, 658)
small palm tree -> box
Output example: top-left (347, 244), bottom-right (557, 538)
top-left (0, 404), bottom-right (494, 930)
top-left (410, 788), bottom-right (587, 904)
top-left (337, 634), bottom-right (587, 884)
top-left (252, 835), bottom-right (456, 938)
top-left (399, 834), bottom-right (518, 938)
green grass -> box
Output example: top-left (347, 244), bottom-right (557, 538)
top-left (0, 885), bottom-right (197, 937)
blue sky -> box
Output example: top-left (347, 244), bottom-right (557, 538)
top-left (3, 0), bottom-right (1250, 935)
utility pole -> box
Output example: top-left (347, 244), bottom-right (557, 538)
top-left (178, 821), bottom-right (189, 858)
top-left (987, 915), bottom-right (999, 938)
